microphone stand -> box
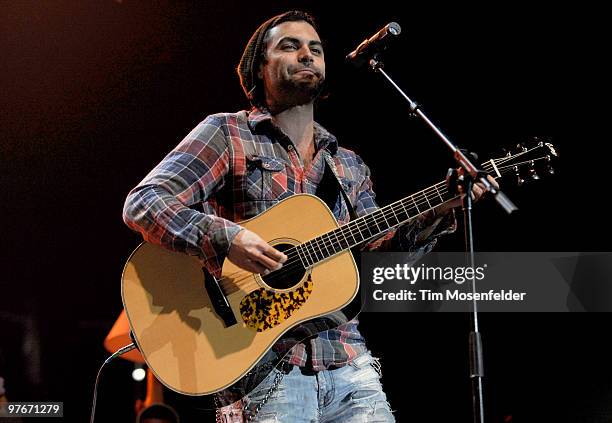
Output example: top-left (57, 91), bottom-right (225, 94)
top-left (367, 55), bottom-right (517, 423)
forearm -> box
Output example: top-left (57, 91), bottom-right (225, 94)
top-left (123, 184), bottom-right (243, 261)
top-left (364, 207), bottom-right (456, 253)
top-left (122, 116), bottom-right (241, 271)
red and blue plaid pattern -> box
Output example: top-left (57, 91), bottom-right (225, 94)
top-left (123, 108), bottom-right (454, 370)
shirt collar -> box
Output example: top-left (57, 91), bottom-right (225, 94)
top-left (247, 107), bottom-right (338, 155)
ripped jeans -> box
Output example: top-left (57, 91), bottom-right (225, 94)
top-left (217, 351), bottom-right (395, 422)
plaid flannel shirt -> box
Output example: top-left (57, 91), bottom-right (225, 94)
top-left (123, 108), bottom-right (455, 370)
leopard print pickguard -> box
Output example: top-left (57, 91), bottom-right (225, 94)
top-left (239, 276), bottom-right (313, 332)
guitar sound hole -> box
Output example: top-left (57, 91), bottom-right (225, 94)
top-left (260, 243), bottom-right (306, 290)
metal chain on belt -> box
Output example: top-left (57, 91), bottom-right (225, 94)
top-left (245, 369), bottom-right (285, 422)
top-left (214, 368), bottom-right (285, 423)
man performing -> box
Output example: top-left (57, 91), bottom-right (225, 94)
top-left (123, 10), bottom-right (493, 422)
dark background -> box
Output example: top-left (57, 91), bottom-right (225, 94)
top-left (1, 1), bottom-right (610, 422)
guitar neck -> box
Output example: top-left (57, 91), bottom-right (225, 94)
top-left (294, 179), bottom-right (456, 268)
top-left (292, 140), bottom-right (556, 268)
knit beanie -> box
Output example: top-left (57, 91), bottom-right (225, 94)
top-left (237, 11), bottom-right (317, 107)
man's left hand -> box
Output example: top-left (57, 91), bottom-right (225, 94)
top-left (437, 173), bottom-right (499, 214)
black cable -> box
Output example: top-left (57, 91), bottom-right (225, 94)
top-left (89, 343), bottom-right (137, 423)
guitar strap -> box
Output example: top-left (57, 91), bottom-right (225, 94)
top-left (320, 151), bottom-right (358, 221)
top-left (320, 150), bottom-right (363, 327)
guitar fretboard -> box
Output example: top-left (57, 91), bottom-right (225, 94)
top-left (294, 181), bottom-right (455, 268)
top-left (289, 141), bottom-right (555, 269)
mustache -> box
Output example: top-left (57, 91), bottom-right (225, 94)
top-left (290, 65), bottom-right (323, 77)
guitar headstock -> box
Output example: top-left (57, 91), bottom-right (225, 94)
top-left (482, 138), bottom-right (558, 186)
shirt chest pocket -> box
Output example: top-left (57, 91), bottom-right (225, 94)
top-left (245, 155), bottom-right (289, 202)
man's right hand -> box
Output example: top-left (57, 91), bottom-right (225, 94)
top-left (227, 229), bottom-right (288, 274)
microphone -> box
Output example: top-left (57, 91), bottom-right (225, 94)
top-left (345, 22), bottom-right (401, 67)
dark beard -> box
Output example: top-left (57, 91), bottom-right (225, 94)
top-left (277, 73), bottom-right (326, 108)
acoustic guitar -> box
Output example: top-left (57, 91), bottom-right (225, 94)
top-left (122, 141), bottom-right (556, 400)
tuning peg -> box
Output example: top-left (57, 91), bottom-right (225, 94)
top-left (529, 160), bottom-right (540, 180)
top-left (546, 155), bottom-right (555, 175)
top-left (514, 166), bottom-right (525, 186)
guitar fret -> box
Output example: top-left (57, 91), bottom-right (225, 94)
top-left (357, 223), bottom-right (368, 240)
top-left (361, 218), bottom-right (375, 241)
top-left (411, 196), bottom-right (421, 213)
top-left (400, 201), bottom-right (411, 221)
top-left (324, 235), bottom-right (333, 257)
top-left (332, 230), bottom-right (340, 250)
top-left (304, 241), bottom-right (316, 265)
top-left (371, 212), bottom-right (383, 233)
top-left (353, 224), bottom-right (364, 245)
top-left (374, 212), bottom-right (382, 232)
top-left (333, 234), bottom-right (347, 253)
top-left (295, 245), bottom-right (309, 268)
top-left (332, 232), bottom-right (340, 254)
top-left (321, 234), bottom-right (331, 257)
top-left (434, 184), bottom-right (445, 203)
top-left (299, 243), bottom-right (308, 266)
top-left (323, 233), bottom-right (335, 256)
top-left (314, 238), bottom-right (325, 261)
top-left (380, 209), bottom-right (391, 229)
top-left (344, 229), bottom-right (352, 249)
top-left (388, 205), bottom-right (401, 226)
top-left (345, 224), bottom-right (359, 245)
top-left (423, 191), bottom-right (432, 209)
top-left (306, 233), bottom-right (342, 265)
top-left (330, 230), bottom-right (338, 251)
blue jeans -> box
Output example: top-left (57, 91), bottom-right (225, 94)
top-left (217, 351), bottom-right (395, 422)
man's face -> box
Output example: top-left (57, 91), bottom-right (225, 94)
top-left (258, 20), bottom-right (325, 110)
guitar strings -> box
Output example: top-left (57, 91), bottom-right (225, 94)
top-left (221, 162), bottom-right (525, 292)
top-left (219, 148), bottom-right (547, 290)
top-left (289, 147), bottom-right (548, 267)
top-left (221, 159), bottom-right (502, 290)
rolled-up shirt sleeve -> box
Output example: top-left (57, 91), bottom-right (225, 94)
top-left (123, 116), bottom-right (242, 275)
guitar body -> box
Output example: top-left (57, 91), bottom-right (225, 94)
top-left (122, 194), bottom-right (360, 398)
